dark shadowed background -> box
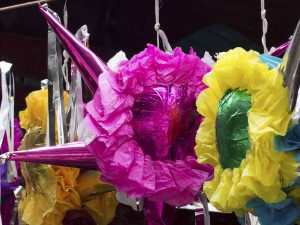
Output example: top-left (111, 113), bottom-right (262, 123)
top-left (0, 0), bottom-right (299, 111)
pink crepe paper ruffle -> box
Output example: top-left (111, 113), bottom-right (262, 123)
top-left (85, 44), bottom-right (213, 206)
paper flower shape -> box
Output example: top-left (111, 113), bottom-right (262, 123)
top-left (18, 90), bottom-right (81, 225)
top-left (18, 89), bottom-right (119, 225)
top-left (195, 48), bottom-right (299, 215)
top-left (84, 44), bottom-right (213, 206)
top-left (38, 5), bottom-right (213, 206)
top-left (18, 127), bottom-right (81, 225)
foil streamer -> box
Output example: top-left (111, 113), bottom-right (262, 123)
top-left (39, 4), bottom-right (109, 95)
top-left (47, 12), bottom-right (68, 144)
top-left (216, 89), bottom-right (252, 169)
top-left (0, 62), bottom-right (18, 180)
top-left (280, 19), bottom-right (300, 112)
top-left (67, 25), bottom-right (89, 142)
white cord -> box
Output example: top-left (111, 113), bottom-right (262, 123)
top-left (261, 0), bottom-right (268, 54)
top-left (63, 0), bottom-right (68, 28)
top-left (154, 0), bottom-right (173, 53)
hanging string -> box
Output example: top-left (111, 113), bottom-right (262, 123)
top-left (63, 0), bottom-right (68, 28)
top-left (199, 192), bottom-right (210, 225)
top-left (154, 0), bottom-right (173, 53)
top-left (260, 0), bottom-right (268, 54)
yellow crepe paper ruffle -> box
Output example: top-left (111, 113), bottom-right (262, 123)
top-left (195, 48), bottom-right (299, 215)
top-left (19, 89), bottom-right (68, 134)
top-left (75, 170), bottom-right (118, 225)
top-left (18, 127), bottom-right (81, 225)
top-left (19, 90), bottom-right (80, 225)
top-left (18, 90), bottom-right (118, 225)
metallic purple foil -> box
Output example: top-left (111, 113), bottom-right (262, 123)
top-left (1, 181), bottom-right (19, 225)
top-left (0, 119), bottom-right (22, 225)
top-left (132, 86), bottom-right (200, 224)
top-left (84, 45), bottom-right (214, 225)
top-left (144, 201), bottom-right (175, 225)
top-left (4, 142), bottom-right (97, 170)
top-left (0, 118), bottom-right (22, 178)
top-left (271, 41), bottom-right (290, 57)
top-left (39, 4), bottom-right (109, 94)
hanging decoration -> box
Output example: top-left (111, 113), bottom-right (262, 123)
top-left (280, 20), bottom-right (300, 113)
top-left (2, 1), bottom-right (300, 225)
top-left (0, 118), bottom-right (22, 225)
top-left (17, 88), bottom-right (118, 225)
top-left (17, 89), bottom-right (81, 225)
top-left (260, 0), bottom-right (269, 54)
top-left (35, 3), bottom-right (215, 207)
top-left (195, 47), bottom-right (300, 225)
top-left (0, 62), bottom-right (23, 225)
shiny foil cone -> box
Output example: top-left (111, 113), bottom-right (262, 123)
top-left (39, 4), bottom-right (109, 94)
top-left (1, 142), bottom-right (97, 170)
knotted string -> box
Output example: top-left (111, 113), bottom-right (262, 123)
top-left (261, 0), bottom-right (268, 54)
top-left (154, 0), bottom-right (173, 53)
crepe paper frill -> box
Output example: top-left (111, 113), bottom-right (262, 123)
top-left (83, 44), bottom-right (214, 206)
top-left (18, 89), bottom-right (118, 225)
top-left (18, 90), bottom-right (81, 225)
top-left (196, 48), bottom-right (298, 215)
top-left (19, 89), bottom-right (69, 135)
top-left (18, 128), bottom-right (81, 225)
top-left (75, 170), bottom-right (118, 225)
top-left (246, 198), bottom-right (300, 225)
